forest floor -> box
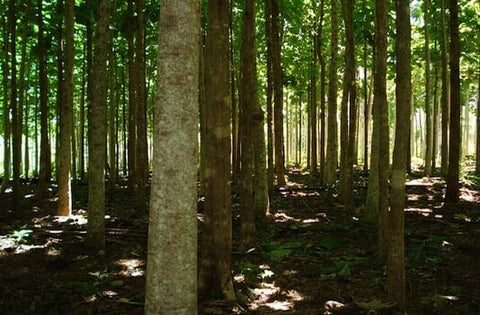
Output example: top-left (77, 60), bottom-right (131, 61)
top-left (1, 171), bottom-right (480, 314)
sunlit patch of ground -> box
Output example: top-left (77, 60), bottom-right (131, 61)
top-left (116, 258), bottom-right (145, 277)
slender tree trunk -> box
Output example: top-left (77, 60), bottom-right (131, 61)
top-left (339, 0), bottom-right (356, 209)
top-left (24, 65), bottom-right (30, 179)
top-left (318, 0), bottom-right (326, 184)
top-left (387, 0), bottom-right (410, 307)
top-left (230, 3), bottom-right (240, 181)
top-left (145, 1), bottom-right (199, 312)
top-left (325, 0), bottom-right (339, 186)
top-left (127, 0), bottom-right (137, 192)
top-left (310, 34), bottom-right (318, 175)
top-left (58, 0), bottom-right (74, 216)
top-left (37, 0), bottom-right (51, 199)
top-left (10, 0), bottom-right (22, 206)
top-left (375, 0), bottom-right (389, 263)
top-left (86, 0), bottom-right (111, 249)
top-left (463, 89), bottom-right (470, 158)
top-left (135, 0), bottom-right (148, 213)
top-left (109, 48), bottom-right (117, 186)
top-left (432, 64), bottom-right (439, 171)
top-left (446, 0), bottom-right (460, 202)
top-left (239, 0), bottom-right (257, 249)
top-left (198, 0), bottom-right (235, 301)
top-left (476, 69), bottom-right (480, 174)
top-left (271, 0), bottom-right (286, 186)
top-left (440, 0), bottom-right (449, 176)
top-left (424, 0), bottom-right (433, 175)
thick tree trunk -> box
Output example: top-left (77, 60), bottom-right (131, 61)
top-left (86, 0), bottom-right (111, 249)
top-left (58, 0), bottom-right (74, 216)
top-left (424, 0), bottom-right (433, 175)
top-left (325, 0), bottom-right (339, 186)
top-left (271, 0), bottom-right (286, 186)
top-left (198, 0), bottom-right (235, 301)
top-left (387, 0), bottom-right (410, 307)
top-left (239, 0), bottom-right (257, 249)
top-left (37, 0), bottom-right (51, 199)
top-left (440, 0), bottom-right (449, 176)
top-left (230, 3), bottom-right (240, 181)
top-left (446, 0), bottom-right (460, 202)
top-left (145, 1), bottom-right (199, 312)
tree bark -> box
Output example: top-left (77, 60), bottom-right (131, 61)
top-left (424, 0), bottom-right (433, 176)
top-left (476, 70), bottom-right (480, 174)
top-left (375, 0), bottom-right (389, 263)
top-left (37, 0), bottom-right (51, 199)
top-left (440, 0), bottom-right (449, 176)
top-left (127, 0), bottom-right (136, 193)
top-left (58, 0), bottom-right (74, 216)
top-left (445, 0), bottom-right (460, 202)
top-left (239, 0), bottom-right (257, 249)
top-left (135, 0), bottom-right (148, 213)
top-left (387, 0), bottom-right (410, 307)
top-left (432, 65), bottom-right (439, 171)
top-left (198, 0), bottom-right (235, 301)
top-left (86, 0), bottom-right (111, 249)
top-left (271, 0), bottom-right (286, 186)
top-left (145, 1), bottom-right (199, 312)
top-left (317, 0), bottom-right (326, 184)
top-left (339, 0), bottom-right (356, 209)
top-left (325, 0), bottom-right (339, 186)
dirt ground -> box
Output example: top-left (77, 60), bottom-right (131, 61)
top-left (1, 171), bottom-right (480, 314)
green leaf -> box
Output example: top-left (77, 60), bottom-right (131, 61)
top-left (318, 237), bottom-right (345, 249)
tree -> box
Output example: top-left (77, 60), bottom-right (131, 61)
top-left (58, 0), bottom-right (74, 216)
top-left (198, 0), bottom-right (235, 301)
top-left (271, 0), bottom-right (286, 186)
top-left (37, 0), bottom-right (51, 199)
top-left (325, 0), bottom-right (339, 186)
top-left (265, 0), bottom-right (275, 192)
top-left (387, 0), bottom-right (411, 307)
top-left (145, 0), bottom-right (200, 312)
top-left (440, 0), bottom-right (449, 176)
top-left (86, 0), bottom-right (111, 249)
top-left (239, 0), bottom-right (257, 249)
top-left (375, 0), bottom-right (390, 262)
top-left (445, 0), bottom-right (460, 202)
top-left (476, 70), bottom-right (480, 174)
top-left (339, 0), bottom-right (357, 209)
top-left (424, 0), bottom-right (433, 175)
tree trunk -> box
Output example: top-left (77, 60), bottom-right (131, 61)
top-left (231, 3), bottom-right (240, 181)
top-left (271, 0), bottom-right (286, 186)
top-left (318, 0), bottom-right (326, 184)
top-left (440, 0), bottom-right (449, 176)
top-left (446, 0), bottom-right (460, 202)
top-left (10, 0), bottom-right (21, 206)
top-left (239, 0), bottom-right (257, 249)
top-left (37, 0), bottom-right (51, 199)
top-left (145, 1), bottom-right (199, 312)
top-left (432, 65), bottom-right (439, 171)
top-left (476, 70), bottom-right (480, 174)
top-left (135, 0), bottom-right (148, 214)
top-left (198, 0), bottom-right (235, 301)
top-left (387, 0), bottom-right (410, 307)
top-left (375, 0), bottom-right (389, 263)
top-left (86, 0), bottom-right (111, 249)
top-left (310, 34), bottom-right (318, 175)
top-left (109, 48), bottom-right (117, 186)
top-left (339, 0), bottom-right (356, 209)
top-left (424, 0), bottom-right (433, 176)
top-left (58, 0), bottom-right (74, 216)
top-left (325, 0), bottom-right (339, 186)
top-left (127, 0), bottom-right (136, 192)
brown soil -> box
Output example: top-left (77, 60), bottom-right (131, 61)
top-left (1, 172), bottom-right (480, 314)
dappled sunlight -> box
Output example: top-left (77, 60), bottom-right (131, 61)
top-left (116, 258), bottom-right (145, 277)
top-left (405, 208), bottom-right (433, 217)
top-left (249, 281), bottom-right (304, 312)
top-left (53, 214), bottom-right (88, 226)
top-left (272, 211), bottom-right (301, 223)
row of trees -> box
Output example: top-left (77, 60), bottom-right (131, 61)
top-left (0, 0), bottom-right (479, 312)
